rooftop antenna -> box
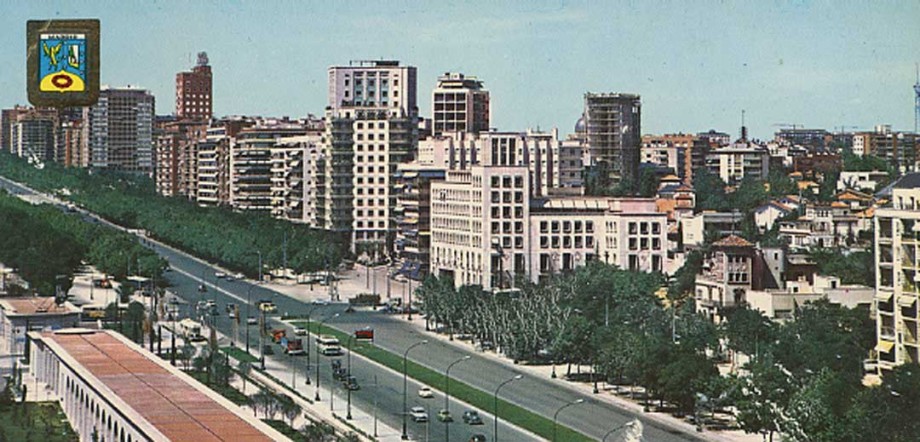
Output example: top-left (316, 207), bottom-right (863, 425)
top-left (740, 109), bottom-right (748, 142)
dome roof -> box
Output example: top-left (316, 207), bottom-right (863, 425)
top-left (575, 114), bottom-right (586, 133)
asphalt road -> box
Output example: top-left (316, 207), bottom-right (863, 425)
top-left (0, 174), bottom-right (705, 442)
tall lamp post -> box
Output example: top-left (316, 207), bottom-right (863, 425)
top-left (315, 313), bottom-right (340, 401)
top-left (245, 284), bottom-right (257, 354)
top-left (346, 334), bottom-right (356, 420)
top-left (493, 374), bottom-right (522, 442)
top-left (444, 355), bottom-right (471, 442)
top-left (303, 305), bottom-right (320, 385)
top-left (553, 398), bottom-right (585, 442)
top-left (401, 340), bottom-right (428, 440)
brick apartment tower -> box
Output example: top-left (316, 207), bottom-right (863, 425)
top-left (176, 52), bottom-right (212, 121)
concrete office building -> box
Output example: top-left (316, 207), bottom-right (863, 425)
top-left (176, 52), bottom-right (213, 121)
top-left (83, 87), bottom-right (155, 172)
top-left (29, 329), bottom-right (287, 442)
top-left (316, 60), bottom-right (418, 257)
top-left (875, 174), bottom-right (920, 372)
top-left (429, 165), bottom-right (666, 289)
top-left (583, 93), bottom-right (641, 186)
top-left (432, 72), bottom-right (490, 136)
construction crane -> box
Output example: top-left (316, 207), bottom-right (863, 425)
top-left (772, 123), bottom-right (804, 130)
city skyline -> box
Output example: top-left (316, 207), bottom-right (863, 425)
top-left (1, 1), bottom-right (918, 139)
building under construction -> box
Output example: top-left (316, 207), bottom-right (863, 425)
top-left (583, 92), bottom-right (641, 187)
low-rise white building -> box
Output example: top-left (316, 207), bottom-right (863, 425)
top-left (837, 170), bottom-right (889, 192)
top-left (29, 329), bottom-right (287, 442)
top-left (0, 297), bottom-right (80, 356)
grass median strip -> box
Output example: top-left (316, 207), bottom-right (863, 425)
top-left (293, 321), bottom-right (593, 442)
top-left (221, 345), bottom-right (260, 363)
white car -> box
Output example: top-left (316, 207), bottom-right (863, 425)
top-left (409, 406), bottom-right (428, 422)
top-left (418, 386), bottom-right (434, 398)
top-left (215, 272), bottom-right (226, 279)
top-left (246, 316), bottom-right (258, 325)
top-left (293, 326), bottom-right (307, 336)
top-left (234, 272), bottom-right (245, 280)
top-left (311, 299), bottom-right (329, 305)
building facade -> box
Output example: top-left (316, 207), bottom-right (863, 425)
top-left (317, 60), bottom-right (419, 257)
top-left (175, 52), bottom-right (213, 121)
top-left (83, 87), bottom-right (155, 172)
top-left (875, 175), bottom-right (920, 372)
top-left (583, 93), bottom-right (641, 186)
top-left (432, 72), bottom-right (490, 136)
top-left (230, 124), bottom-right (307, 212)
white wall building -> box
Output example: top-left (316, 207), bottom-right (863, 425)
top-left (29, 329), bottom-right (286, 442)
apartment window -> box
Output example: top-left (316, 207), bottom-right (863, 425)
top-left (629, 238), bottom-right (638, 250)
top-left (514, 176), bottom-right (523, 188)
top-left (503, 192), bottom-right (511, 203)
top-left (641, 223), bottom-right (649, 234)
top-left (491, 191), bottom-right (500, 203)
top-left (552, 236), bottom-right (560, 248)
top-left (540, 221), bottom-right (548, 233)
top-left (652, 238), bottom-right (661, 250)
top-left (574, 221), bottom-right (582, 233)
top-left (492, 222), bottom-right (500, 234)
top-left (640, 238), bottom-right (648, 250)
top-left (541, 236), bottom-right (549, 248)
top-left (503, 222), bottom-right (511, 233)
top-left (652, 223), bottom-right (661, 234)
top-left (492, 207), bottom-right (500, 218)
top-left (514, 207), bottom-right (523, 218)
top-left (563, 222), bottom-right (572, 233)
top-left (514, 237), bottom-right (524, 249)
top-left (563, 236), bottom-right (572, 248)
top-left (491, 176), bottom-right (500, 187)
top-left (586, 237), bottom-right (594, 248)
top-left (575, 236), bottom-right (583, 248)
top-left (514, 222), bottom-right (523, 233)
top-left (586, 222), bottom-right (594, 233)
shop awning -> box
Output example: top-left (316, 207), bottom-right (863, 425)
top-left (875, 340), bottom-right (895, 353)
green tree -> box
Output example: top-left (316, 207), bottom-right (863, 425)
top-left (692, 167), bottom-right (729, 211)
top-left (659, 348), bottom-right (719, 414)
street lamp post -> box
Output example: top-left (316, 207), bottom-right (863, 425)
top-left (346, 334), bottom-right (356, 419)
top-left (493, 374), bottom-right (522, 442)
top-left (553, 399), bottom-right (585, 442)
top-left (444, 355), bottom-right (471, 442)
top-left (245, 284), bottom-right (256, 354)
top-left (303, 306), bottom-right (319, 386)
top-left (602, 421), bottom-right (637, 442)
top-left (315, 313), bottom-right (340, 401)
top-left (402, 340), bottom-right (428, 440)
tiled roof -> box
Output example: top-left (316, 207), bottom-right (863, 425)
top-left (713, 234), bottom-right (753, 248)
top-left (43, 331), bottom-right (277, 442)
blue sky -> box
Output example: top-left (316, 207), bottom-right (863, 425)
top-left (2, 1), bottom-right (919, 139)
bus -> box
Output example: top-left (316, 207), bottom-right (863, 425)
top-left (176, 318), bottom-right (206, 342)
top-left (81, 304), bottom-right (107, 320)
top-left (316, 335), bottom-right (342, 356)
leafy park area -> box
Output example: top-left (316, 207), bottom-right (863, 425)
top-left (0, 189), bottom-right (165, 295)
top-left (0, 151), bottom-right (345, 278)
top-left (413, 261), bottom-right (918, 441)
top-left (0, 382), bottom-right (77, 442)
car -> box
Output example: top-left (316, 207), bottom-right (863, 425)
top-left (225, 275), bottom-right (235, 281)
top-left (293, 326), bottom-right (307, 336)
top-left (228, 311), bottom-right (237, 319)
top-left (225, 303), bottom-right (237, 313)
top-left (311, 299), bottom-right (329, 305)
top-left (344, 376), bottom-right (360, 391)
top-left (468, 434), bottom-right (486, 442)
top-left (437, 409), bottom-right (453, 422)
top-left (215, 272), bottom-right (226, 279)
top-left (197, 284), bottom-right (207, 293)
top-left (409, 406), bottom-right (428, 423)
top-left (247, 316), bottom-right (258, 325)
top-left (233, 272), bottom-right (245, 280)
top-left (418, 386), bottom-right (434, 398)
top-left (463, 410), bottom-right (483, 425)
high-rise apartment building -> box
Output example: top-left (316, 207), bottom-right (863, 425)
top-left (317, 60), bottom-right (418, 258)
top-left (83, 87), bottom-right (155, 172)
top-left (154, 119), bottom-right (207, 197)
top-left (270, 134), bottom-right (322, 224)
top-left (230, 123), bottom-right (307, 212)
top-left (875, 174), bottom-right (920, 372)
top-left (641, 134), bottom-right (709, 185)
top-left (852, 125), bottom-right (919, 172)
top-left (176, 52), bottom-right (213, 121)
top-left (584, 93), bottom-right (641, 187)
top-left (432, 72), bottom-right (490, 136)
top-left (10, 108), bottom-right (59, 162)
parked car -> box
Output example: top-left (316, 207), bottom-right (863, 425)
top-left (234, 272), bottom-right (245, 280)
top-left (409, 406), bottom-right (428, 423)
top-left (418, 386), bottom-right (434, 398)
top-left (463, 410), bottom-right (483, 425)
top-left (344, 375), bottom-right (360, 391)
top-left (437, 409), bottom-right (453, 422)
top-left (468, 434), bottom-right (486, 442)
top-left (197, 284), bottom-right (207, 293)
top-left (215, 272), bottom-right (226, 279)
top-left (293, 326), bottom-right (307, 336)
top-left (246, 316), bottom-right (257, 325)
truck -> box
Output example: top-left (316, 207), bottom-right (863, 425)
top-left (354, 327), bottom-right (374, 342)
top-left (285, 338), bottom-right (305, 356)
